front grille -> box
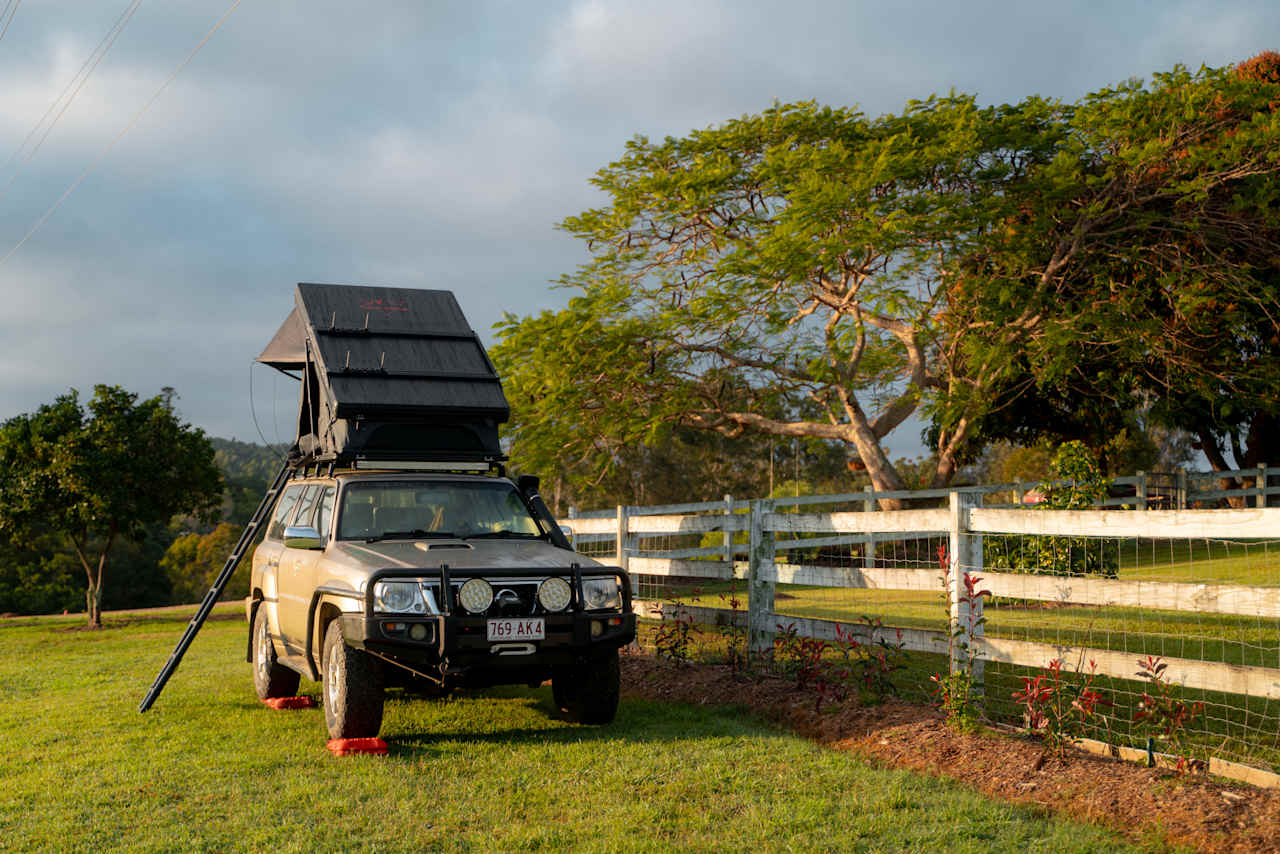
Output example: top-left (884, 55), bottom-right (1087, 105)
top-left (430, 578), bottom-right (551, 617)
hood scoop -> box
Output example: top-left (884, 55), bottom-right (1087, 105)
top-left (414, 541), bottom-right (473, 552)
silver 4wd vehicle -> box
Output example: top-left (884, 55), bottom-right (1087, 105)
top-left (136, 284), bottom-right (627, 730)
top-left (247, 470), bottom-right (634, 739)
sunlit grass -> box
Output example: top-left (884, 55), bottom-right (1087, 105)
top-left (0, 607), bottom-right (1150, 853)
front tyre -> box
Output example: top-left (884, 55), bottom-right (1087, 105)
top-left (322, 619), bottom-right (385, 739)
top-left (252, 604), bottom-right (300, 700)
top-left (552, 649), bottom-right (620, 725)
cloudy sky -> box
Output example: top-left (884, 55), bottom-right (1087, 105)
top-left (0, 0), bottom-right (1276, 456)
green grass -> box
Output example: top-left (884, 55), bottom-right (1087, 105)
top-left (0, 607), bottom-right (1153, 853)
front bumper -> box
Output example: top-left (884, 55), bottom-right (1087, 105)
top-left (340, 565), bottom-right (635, 680)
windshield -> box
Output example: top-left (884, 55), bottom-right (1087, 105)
top-left (336, 480), bottom-right (543, 542)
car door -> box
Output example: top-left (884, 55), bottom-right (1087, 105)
top-left (293, 483), bottom-right (336, 655)
top-left (277, 484), bottom-right (321, 650)
top-left (253, 483), bottom-right (307, 649)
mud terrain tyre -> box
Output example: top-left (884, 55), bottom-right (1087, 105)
top-left (552, 649), bottom-right (620, 725)
top-left (252, 604), bottom-right (300, 700)
top-left (322, 619), bottom-right (385, 739)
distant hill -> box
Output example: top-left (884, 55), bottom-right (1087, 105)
top-left (210, 437), bottom-right (288, 490)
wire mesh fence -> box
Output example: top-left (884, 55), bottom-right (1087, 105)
top-left (566, 486), bottom-right (1280, 781)
top-left (975, 532), bottom-right (1280, 772)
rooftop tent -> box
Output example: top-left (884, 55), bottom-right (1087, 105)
top-left (257, 283), bottom-right (510, 464)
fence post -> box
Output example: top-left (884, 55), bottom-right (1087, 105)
top-left (615, 505), bottom-right (630, 572)
top-left (1136, 472), bottom-right (1147, 511)
top-left (948, 492), bottom-right (984, 690)
top-left (723, 494), bottom-right (734, 570)
top-left (1257, 465), bottom-right (1268, 509)
top-left (863, 485), bottom-right (876, 569)
top-left (747, 498), bottom-right (776, 655)
top-left (1177, 469), bottom-right (1188, 510)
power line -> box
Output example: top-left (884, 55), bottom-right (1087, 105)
top-left (0, 0), bottom-right (244, 271)
top-left (0, 0), bottom-right (144, 204)
top-left (0, 0), bottom-right (20, 44)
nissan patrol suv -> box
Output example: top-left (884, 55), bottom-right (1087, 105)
top-left (247, 468), bottom-right (634, 739)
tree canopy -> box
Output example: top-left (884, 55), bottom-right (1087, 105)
top-left (495, 95), bottom-right (1066, 505)
top-left (496, 55), bottom-right (1280, 504)
top-left (939, 57), bottom-right (1280, 477)
top-left (0, 385), bottom-right (222, 627)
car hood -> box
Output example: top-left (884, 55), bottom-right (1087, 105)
top-left (330, 538), bottom-right (604, 572)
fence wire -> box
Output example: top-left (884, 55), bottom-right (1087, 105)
top-left (569, 497), bottom-right (1280, 776)
top-left (974, 533), bottom-right (1280, 773)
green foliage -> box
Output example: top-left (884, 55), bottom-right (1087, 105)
top-left (984, 441), bottom-right (1119, 578)
top-left (161, 523), bottom-right (245, 604)
top-left (941, 59), bottom-right (1280, 474)
top-left (495, 96), bottom-right (1069, 503)
top-left (208, 437), bottom-right (287, 526)
top-left (0, 385), bottom-right (223, 625)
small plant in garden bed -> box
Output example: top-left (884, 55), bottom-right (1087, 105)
top-left (1133, 655), bottom-right (1205, 774)
top-left (717, 581), bottom-right (751, 675)
top-left (932, 545), bottom-right (987, 731)
top-left (1012, 657), bottom-right (1111, 756)
top-left (774, 622), bottom-right (829, 689)
top-left (652, 591), bottom-right (699, 666)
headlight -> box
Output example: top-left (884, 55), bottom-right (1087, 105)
top-left (457, 578), bottom-right (494, 614)
top-left (581, 577), bottom-right (622, 610)
top-left (537, 577), bottom-right (572, 612)
top-left (374, 581), bottom-right (425, 614)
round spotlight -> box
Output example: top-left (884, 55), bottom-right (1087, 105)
top-left (457, 578), bottom-right (494, 614)
top-left (408, 623), bottom-right (428, 641)
top-left (537, 577), bottom-right (572, 612)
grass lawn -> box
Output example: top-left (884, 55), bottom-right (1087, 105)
top-left (0, 606), bottom-right (1151, 853)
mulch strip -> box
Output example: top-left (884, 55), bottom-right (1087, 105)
top-left (620, 652), bottom-right (1280, 854)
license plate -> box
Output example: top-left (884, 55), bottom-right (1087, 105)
top-left (487, 618), bottom-right (544, 642)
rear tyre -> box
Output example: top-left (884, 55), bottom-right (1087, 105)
top-left (252, 604), bottom-right (300, 700)
top-left (322, 619), bottom-right (385, 739)
top-left (552, 649), bottom-right (620, 725)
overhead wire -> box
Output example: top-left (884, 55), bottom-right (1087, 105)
top-left (0, 0), bottom-right (244, 271)
top-left (0, 0), bottom-right (20, 44)
top-left (0, 0), bottom-right (144, 204)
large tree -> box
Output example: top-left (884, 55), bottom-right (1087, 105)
top-left (937, 57), bottom-right (1280, 480)
top-left (0, 386), bottom-right (222, 627)
top-left (495, 97), bottom-right (1065, 506)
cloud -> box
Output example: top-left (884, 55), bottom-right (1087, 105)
top-left (0, 0), bottom-right (1277, 447)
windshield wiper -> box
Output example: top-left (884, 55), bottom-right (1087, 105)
top-left (365, 530), bottom-right (457, 543)
top-left (463, 530), bottom-right (541, 540)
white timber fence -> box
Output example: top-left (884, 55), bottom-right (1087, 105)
top-left (565, 483), bottom-right (1280, 787)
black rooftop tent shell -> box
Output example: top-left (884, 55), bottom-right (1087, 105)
top-left (257, 283), bottom-right (510, 464)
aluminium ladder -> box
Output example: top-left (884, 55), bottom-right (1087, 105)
top-left (138, 459), bottom-right (293, 712)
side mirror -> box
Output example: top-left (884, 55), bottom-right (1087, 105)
top-left (559, 524), bottom-right (574, 548)
top-left (516, 474), bottom-right (541, 496)
top-left (283, 525), bottom-right (324, 550)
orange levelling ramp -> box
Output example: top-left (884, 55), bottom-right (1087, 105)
top-left (327, 738), bottom-right (388, 756)
top-left (262, 696), bottom-right (316, 710)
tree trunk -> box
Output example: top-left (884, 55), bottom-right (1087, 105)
top-left (86, 584), bottom-right (103, 629)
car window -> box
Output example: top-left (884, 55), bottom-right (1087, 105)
top-left (337, 480), bottom-right (542, 541)
top-left (267, 485), bottom-right (306, 541)
top-left (315, 486), bottom-right (336, 538)
top-left (291, 486), bottom-right (321, 532)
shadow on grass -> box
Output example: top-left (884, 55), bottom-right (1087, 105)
top-left (383, 687), bottom-right (765, 757)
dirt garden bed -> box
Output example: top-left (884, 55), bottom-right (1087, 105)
top-left (619, 651), bottom-right (1280, 854)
